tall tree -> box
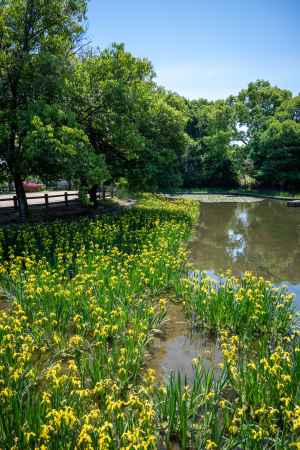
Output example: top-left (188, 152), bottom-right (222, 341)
top-left (0, 0), bottom-right (88, 219)
top-left (250, 96), bottom-right (300, 189)
top-left (184, 99), bottom-right (238, 187)
top-left (67, 44), bottom-right (155, 187)
top-left (225, 80), bottom-right (295, 186)
top-left (69, 49), bottom-right (189, 192)
top-left (127, 90), bottom-right (189, 190)
top-left (235, 80), bottom-right (292, 143)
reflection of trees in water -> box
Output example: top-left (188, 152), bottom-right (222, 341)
top-left (245, 201), bottom-right (300, 282)
top-left (190, 200), bottom-right (300, 283)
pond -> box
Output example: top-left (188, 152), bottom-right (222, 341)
top-left (189, 198), bottom-right (300, 309)
top-left (146, 302), bottom-right (222, 383)
top-left (149, 197), bottom-right (300, 383)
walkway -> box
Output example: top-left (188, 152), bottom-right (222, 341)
top-left (0, 191), bottom-right (78, 208)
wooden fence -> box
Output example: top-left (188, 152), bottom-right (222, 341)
top-left (0, 189), bottom-right (114, 211)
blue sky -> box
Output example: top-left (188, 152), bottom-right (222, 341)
top-left (87, 0), bottom-right (300, 100)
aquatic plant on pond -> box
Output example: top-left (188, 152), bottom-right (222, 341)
top-left (171, 271), bottom-right (300, 449)
top-left (0, 195), bottom-right (198, 449)
top-left (0, 194), bottom-right (299, 449)
top-left (181, 271), bottom-right (295, 339)
top-left (155, 362), bottom-right (228, 449)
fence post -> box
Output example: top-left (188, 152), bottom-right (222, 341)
top-left (45, 193), bottom-right (49, 210)
top-left (64, 192), bottom-right (68, 206)
top-left (13, 196), bottom-right (18, 210)
top-left (102, 186), bottom-right (106, 200)
top-left (111, 186), bottom-right (114, 198)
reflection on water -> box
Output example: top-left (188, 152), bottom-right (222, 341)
top-left (227, 229), bottom-right (246, 260)
top-left (189, 199), bottom-right (300, 309)
top-left (148, 199), bottom-right (300, 383)
top-left (147, 303), bottom-right (222, 383)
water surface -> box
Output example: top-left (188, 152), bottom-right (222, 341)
top-left (189, 199), bottom-right (300, 308)
top-left (148, 198), bottom-right (300, 383)
top-left (147, 302), bottom-right (222, 383)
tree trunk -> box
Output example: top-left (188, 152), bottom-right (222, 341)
top-left (89, 184), bottom-right (98, 208)
top-left (14, 176), bottom-right (28, 222)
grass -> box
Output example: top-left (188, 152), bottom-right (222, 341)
top-left (0, 194), bottom-right (299, 449)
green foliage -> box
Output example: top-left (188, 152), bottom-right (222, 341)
top-left (127, 93), bottom-right (188, 190)
top-left (22, 107), bottom-right (89, 178)
top-left (252, 118), bottom-right (300, 188)
top-left (68, 44), bottom-right (154, 178)
top-left (184, 100), bottom-right (238, 187)
top-left (183, 272), bottom-right (294, 338)
top-left (0, 0), bottom-right (299, 203)
top-left (0, 0), bottom-right (89, 216)
top-left (232, 81), bottom-right (299, 189)
top-left (68, 45), bottom-right (188, 191)
top-left (174, 270), bottom-right (300, 449)
top-left (0, 195), bottom-right (197, 448)
top-left (235, 80), bottom-right (292, 138)
top-left (156, 366), bottom-right (226, 449)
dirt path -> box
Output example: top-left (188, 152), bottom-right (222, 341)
top-left (0, 196), bottom-right (137, 226)
top-left (0, 190), bottom-right (78, 208)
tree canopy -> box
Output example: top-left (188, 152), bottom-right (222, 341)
top-left (184, 99), bottom-right (238, 188)
top-left (0, 0), bottom-right (90, 217)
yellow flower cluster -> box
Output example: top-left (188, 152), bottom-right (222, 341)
top-left (0, 195), bottom-right (198, 449)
